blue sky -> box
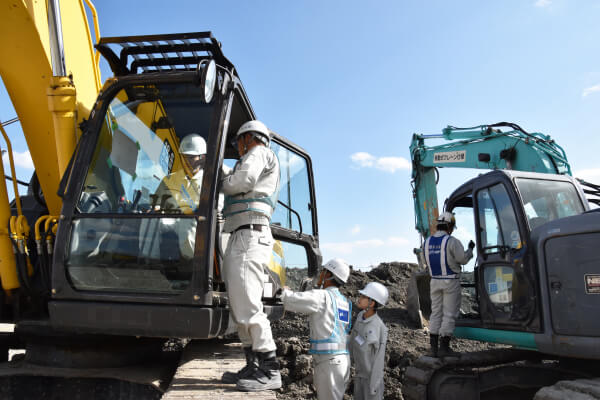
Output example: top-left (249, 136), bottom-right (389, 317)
top-left (2, 0), bottom-right (600, 269)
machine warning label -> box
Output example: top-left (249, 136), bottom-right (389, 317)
top-left (584, 274), bottom-right (600, 294)
top-left (433, 150), bottom-right (466, 163)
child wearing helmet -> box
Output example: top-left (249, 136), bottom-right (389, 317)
top-left (350, 282), bottom-right (389, 400)
top-left (280, 258), bottom-right (352, 400)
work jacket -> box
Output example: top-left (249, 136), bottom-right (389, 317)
top-left (221, 145), bottom-right (279, 233)
top-left (350, 310), bottom-right (388, 394)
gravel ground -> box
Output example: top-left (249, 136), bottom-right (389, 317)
top-left (273, 262), bottom-right (499, 400)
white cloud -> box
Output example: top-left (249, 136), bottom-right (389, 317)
top-left (350, 152), bottom-right (410, 173)
top-left (576, 168), bottom-right (600, 183)
top-left (351, 225), bottom-right (361, 235)
top-left (583, 84), bottom-right (600, 98)
top-left (535, 0), bottom-right (551, 7)
top-left (350, 152), bottom-right (375, 167)
top-left (2, 150), bottom-right (34, 170)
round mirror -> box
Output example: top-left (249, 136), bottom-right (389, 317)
top-left (198, 59), bottom-right (217, 103)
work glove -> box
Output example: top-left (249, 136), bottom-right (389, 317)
top-left (300, 278), bottom-right (313, 292)
top-left (468, 240), bottom-right (475, 250)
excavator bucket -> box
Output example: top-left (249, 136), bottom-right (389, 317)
top-left (405, 270), bottom-right (432, 328)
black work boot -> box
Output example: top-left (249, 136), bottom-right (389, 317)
top-left (428, 334), bottom-right (439, 357)
top-left (236, 350), bottom-right (282, 391)
top-left (438, 336), bottom-right (459, 358)
top-left (221, 347), bottom-right (258, 384)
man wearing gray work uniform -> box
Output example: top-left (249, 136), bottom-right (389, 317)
top-left (424, 211), bottom-right (474, 357)
top-left (220, 120), bottom-right (281, 391)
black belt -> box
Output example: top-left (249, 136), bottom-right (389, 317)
top-left (234, 224), bottom-right (267, 233)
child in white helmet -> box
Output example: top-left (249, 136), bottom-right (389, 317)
top-left (280, 258), bottom-right (352, 400)
top-left (350, 282), bottom-right (389, 400)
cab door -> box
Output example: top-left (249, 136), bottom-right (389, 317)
top-left (474, 181), bottom-right (532, 328)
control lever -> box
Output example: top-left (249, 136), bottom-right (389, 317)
top-left (131, 190), bottom-right (142, 211)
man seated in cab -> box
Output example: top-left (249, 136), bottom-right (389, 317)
top-left (147, 134), bottom-right (206, 260)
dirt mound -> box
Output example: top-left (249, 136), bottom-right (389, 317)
top-left (274, 262), bottom-right (497, 399)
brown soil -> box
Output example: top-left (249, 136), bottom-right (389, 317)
top-left (273, 262), bottom-right (499, 400)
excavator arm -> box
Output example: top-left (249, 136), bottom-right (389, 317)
top-left (410, 122), bottom-right (571, 241)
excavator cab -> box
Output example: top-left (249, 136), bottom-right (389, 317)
top-left (19, 33), bottom-right (323, 339)
top-left (449, 171), bottom-right (588, 331)
top-left (409, 169), bottom-right (591, 334)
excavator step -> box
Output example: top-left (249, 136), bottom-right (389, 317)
top-left (162, 340), bottom-right (277, 400)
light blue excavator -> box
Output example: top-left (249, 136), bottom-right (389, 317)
top-left (404, 123), bottom-right (600, 400)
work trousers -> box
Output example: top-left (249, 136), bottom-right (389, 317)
top-left (429, 278), bottom-right (461, 337)
top-left (223, 228), bottom-right (276, 353)
top-left (312, 353), bottom-right (350, 400)
top-left (354, 376), bottom-right (384, 400)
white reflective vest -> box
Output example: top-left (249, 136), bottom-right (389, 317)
top-left (281, 287), bottom-right (352, 355)
top-left (309, 289), bottom-right (351, 355)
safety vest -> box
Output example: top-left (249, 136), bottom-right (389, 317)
top-left (425, 234), bottom-right (457, 279)
top-left (223, 152), bottom-right (280, 220)
top-left (223, 189), bottom-right (279, 219)
top-left (158, 170), bottom-right (201, 213)
top-left (309, 289), bottom-right (352, 355)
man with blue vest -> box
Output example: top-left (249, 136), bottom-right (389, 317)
top-left (280, 258), bottom-right (352, 400)
top-left (425, 211), bottom-right (474, 357)
top-left (220, 120), bottom-right (281, 391)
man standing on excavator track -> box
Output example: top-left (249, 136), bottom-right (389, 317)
top-left (424, 211), bottom-right (474, 357)
top-left (219, 120), bottom-right (282, 391)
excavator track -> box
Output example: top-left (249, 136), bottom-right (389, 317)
top-left (162, 340), bottom-right (277, 400)
top-left (402, 348), bottom-right (587, 400)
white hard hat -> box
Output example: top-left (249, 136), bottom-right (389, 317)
top-left (180, 134), bottom-right (207, 155)
top-left (235, 120), bottom-right (271, 145)
top-left (323, 258), bottom-right (350, 284)
top-left (359, 282), bottom-right (389, 306)
top-left (437, 211), bottom-right (456, 226)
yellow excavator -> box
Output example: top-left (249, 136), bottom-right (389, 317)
top-left (0, 1), bottom-right (320, 398)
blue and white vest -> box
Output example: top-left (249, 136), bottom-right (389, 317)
top-left (309, 288), bottom-right (352, 355)
top-left (223, 153), bottom-right (280, 220)
top-left (425, 234), bottom-right (458, 279)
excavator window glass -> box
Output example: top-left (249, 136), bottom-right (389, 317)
top-left (65, 83), bottom-right (215, 294)
top-left (270, 142), bottom-right (314, 235)
top-left (515, 178), bottom-right (584, 230)
top-left (476, 183), bottom-right (522, 254)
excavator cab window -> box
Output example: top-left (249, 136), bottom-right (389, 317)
top-left (515, 178), bottom-right (584, 230)
top-left (477, 184), bottom-right (522, 255)
top-left (270, 142), bottom-right (314, 236)
top-left (65, 83), bottom-right (215, 294)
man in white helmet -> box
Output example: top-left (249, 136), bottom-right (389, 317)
top-left (219, 120), bottom-right (282, 391)
top-left (280, 259), bottom-right (352, 400)
top-left (143, 134), bottom-right (206, 260)
top-left (350, 282), bottom-right (389, 400)
top-left (424, 211), bottom-right (474, 357)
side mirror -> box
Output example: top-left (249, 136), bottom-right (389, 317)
top-left (197, 59), bottom-right (216, 103)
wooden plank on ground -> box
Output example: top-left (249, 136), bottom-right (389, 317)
top-left (162, 340), bottom-right (277, 400)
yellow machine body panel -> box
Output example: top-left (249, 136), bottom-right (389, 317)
top-left (0, 0), bottom-right (101, 215)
